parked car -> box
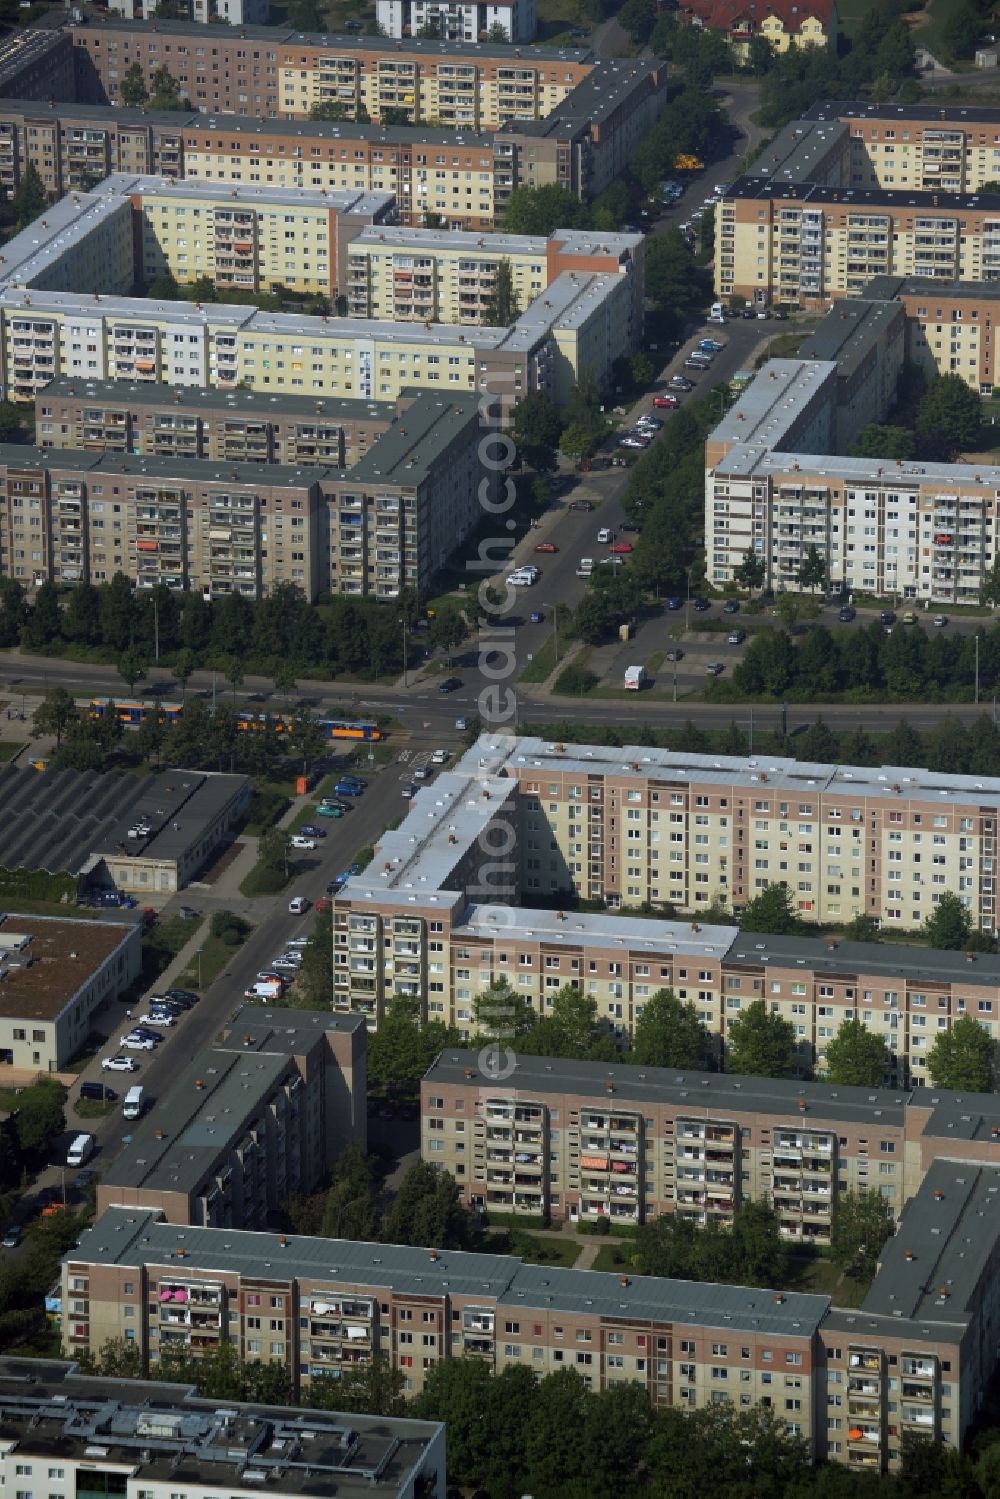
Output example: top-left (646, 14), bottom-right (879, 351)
top-left (838, 606), bottom-right (856, 622)
top-left (666, 648), bottom-right (683, 662)
top-left (652, 394), bottom-right (678, 408)
top-left (413, 764), bottom-right (431, 780)
top-left (529, 610), bottom-right (544, 624)
top-left (683, 358), bottom-right (707, 372)
top-left (299, 823), bottom-right (327, 838)
top-left (534, 541), bottom-right (558, 553)
top-left (620, 436), bottom-right (649, 449)
top-left (723, 600), bottom-right (740, 615)
top-left (165, 989), bottom-right (199, 1006)
top-left (597, 527), bottom-right (613, 543)
top-left (334, 780), bottom-right (364, 796)
top-left (1, 1225), bottom-right (20, 1249)
top-left (137, 1012), bottom-right (176, 1029)
top-left (610, 542), bottom-right (633, 554)
top-left (692, 597), bottom-right (710, 611)
top-left (570, 499), bottom-right (594, 511)
top-left (315, 897), bottom-right (333, 912)
top-left (290, 835), bottom-right (317, 851)
top-left (706, 661), bottom-right (725, 676)
top-left (933, 614), bottom-right (949, 627)
top-left (430, 749), bottom-right (450, 764)
top-left (666, 596), bottom-right (682, 610)
top-left (102, 1054), bottom-right (138, 1072)
top-left (438, 676), bottom-right (462, 693)
top-left (402, 782), bottom-right (418, 798)
top-left (636, 415), bottom-right (663, 430)
top-left (317, 803), bottom-right (345, 817)
top-left (669, 375), bottom-right (694, 390)
top-left (727, 628), bottom-right (746, 645)
top-left (120, 1034), bottom-right (157, 1051)
top-left (880, 610), bottom-right (896, 625)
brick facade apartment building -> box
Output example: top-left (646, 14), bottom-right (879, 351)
top-left (420, 1047), bottom-right (1000, 1229)
top-left (62, 1153), bottom-right (1000, 1470)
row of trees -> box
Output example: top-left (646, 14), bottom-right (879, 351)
top-left (757, 7), bottom-right (918, 129)
top-left (852, 373), bottom-right (985, 463)
top-left (120, 63), bottom-right (188, 111)
top-left (5, 575), bottom-right (470, 683)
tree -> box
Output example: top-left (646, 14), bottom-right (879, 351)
top-left (619, 0), bottom-right (656, 42)
top-left (11, 163), bottom-right (47, 232)
top-left (0, 400), bottom-right (26, 441)
top-left (367, 993), bottom-right (460, 1088)
top-left (734, 547), bottom-right (766, 596)
top-left (726, 999), bottom-right (798, 1078)
top-left (117, 647), bottom-right (146, 695)
top-left (223, 653), bottom-right (244, 702)
top-left (383, 1160), bottom-right (475, 1249)
top-left (78, 1337), bottom-right (146, 1380)
top-left (487, 18), bottom-right (509, 39)
top-left (100, 572), bottom-right (136, 652)
top-left (797, 543), bottom-right (826, 594)
top-left (63, 582), bottom-right (101, 646)
top-left (927, 1013), bottom-right (996, 1092)
top-left (843, 911), bottom-right (881, 943)
top-left (120, 62), bottom-right (149, 107)
top-left (309, 100), bottom-right (349, 121)
top-left (33, 687), bottom-right (79, 748)
top-left (741, 881), bottom-right (801, 934)
top-left (290, 710), bottom-right (325, 773)
top-left (259, 824), bottom-right (291, 878)
top-left (306, 1355), bottom-right (405, 1416)
top-left (511, 390), bottom-right (562, 471)
top-left (850, 422), bottom-right (916, 461)
top-left (982, 553), bottom-right (1000, 607)
top-left (635, 1200), bottom-right (789, 1287)
top-left (830, 1188), bottom-right (894, 1280)
top-left (922, 889), bottom-right (973, 950)
top-left (643, 227), bottom-right (710, 315)
top-left (916, 373), bottom-right (982, 457)
top-left (942, 0), bottom-right (982, 58)
top-left (150, 65), bottom-right (186, 110)
top-left (173, 647), bottom-right (197, 700)
top-left (22, 580), bottom-right (61, 649)
top-left (12, 1079), bottom-right (65, 1156)
top-left (472, 976), bottom-right (537, 1040)
top-left (502, 183), bottom-right (592, 235)
top-left (559, 420), bottom-right (600, 462)
top-left (481, 257), bottom-right (520, 326)
top-left (631, 988), bottom-right (715, 1070)
top-left (823, 1018), bottom-right (889, 1087)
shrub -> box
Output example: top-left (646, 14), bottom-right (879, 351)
top-left (554, 663), bottom-right (598, 695)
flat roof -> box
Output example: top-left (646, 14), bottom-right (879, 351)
top-left (501, 55), bottom-right (662, 136)
top-left (798, 297), bottom-right (904, 380)
top-left (457, 903), bottom-right (738, 961)
top-left (727, 175), bottom-right (1000, 212)
top-left (716, 442), bottom-right (1000, 488)
top-left (198, 111), bottom-right (495, 147)
top-left (861, 1160), bottom-right (1000, 1328)
top-left (346, 393), bottom-right (480, 486)
top-left (751, 117), bottom-right (849, 184)
top-left (0, 913), bottom-right (135, 1023)
top-left (707, 358), bottom-right (836, 451)
top-left (863, 273), bottom-right (1000, 304)
top-left (468, 733), bottom-right (1000, 811)
top-left (0, 189), bottom-right (131, 290)
top-left (424, 1047), bottom-right (910, 1128)
top-left (0, 1359), bottom-right (443, 1499)
top-left (123, 173), bottom-right (394, 218)
top-left (37, 375), bottom-right (397, 425)
top-left (73, 14), bottom-right (593, 61)
top-left (74, 1208), bottom-right (829, 1337)
top-left (0, 765), bottom-right (248, 875)
top-left (726, 930), bottom-right (1000, 990)
top-left (0, 444), bottom-right (330, 489)
top-left (806, 97), bottom-right (1000, 126)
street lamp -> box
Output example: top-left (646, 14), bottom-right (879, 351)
top-left (685, 566), bottom-right (693, 634)
top-left (543, 602), bottom-right (558, 664)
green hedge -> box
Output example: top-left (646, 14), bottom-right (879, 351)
top-left (0, 869), bottom-right (76, 903)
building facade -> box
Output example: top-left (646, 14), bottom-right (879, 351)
top-left (0, 913), bottom-right (140, 1073)
top-left (96, 1009), bottom-right (367, 1227)
top-left (35, 378), bottom-right (398, 467)
top-left (109, 0), bottom-right (270, 25)
top-left (376, 0), bottom-right (536, 42)
top-left (0, 391), bottom-right (488, 600)
top-left (420, 1048), bottom-right (1000, 1229)
top-left (328, 735), bottom-right (1000, 1083)
top-left (682, 0), bottom-right (838, 60)
top-left (62, 1154), bottom-right (1000, 1469)
top-left (69, 19), bottom-right (593, 125)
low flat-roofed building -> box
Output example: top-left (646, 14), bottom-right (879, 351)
top-left (0, 1357), bottom-right (446, 1499)
top-left (0, 911), bottom-right (140, 1073)
top-left (0, 764), bottom-right (249, 895)
top-left (97, 1009), bottom-right (367, 1227)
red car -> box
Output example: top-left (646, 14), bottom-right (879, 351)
top-left (652, 395), bottom-right (678, 409)
top-left (610, 542), bottom-right (634, 554)
top-left (315, 897), bottom-right (333, 912)
top-left (534, 542), bottom-right (558, 553)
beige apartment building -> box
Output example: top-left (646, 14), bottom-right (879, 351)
top-left (2, 391), bottom-right (489, 600)
top-left (330, 735), bottom-right (1000, 1084)
top-left (35, 378), bottom-right (398, 467)
top-left (96, 1009), bottom-right (366, 1228)
top-left (0, 913), bottom-right (139, 1073)
top-left (421, 1049), bottom-right (1000, 1230)
top-left (63, 1152), bottom-right (1000, 1469)
top-left (69, 18), bottom-right (594, 125)
top-left (345, 224), bottom-right (643, 326)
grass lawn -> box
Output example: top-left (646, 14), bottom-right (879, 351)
top-left (787, 1249), bottom-right (871, 1308)
top-left (0, 740), bottom-right (25, 761)
top-left (645, 650), bottom-right (666, 675)
top-left (241, 784), bottom-right (292, 837)
top-left (482, 1230), bottom-right (582, 1268)
top-left (835, 0), bottom-right (879, 39)
top-left (911, 0), bottom-right (975, 69)
top-left (240, 856), bottom-right (297, 897)
top-left (0, 897), bottom-right (98, 919)
top-left (65, 1037), bottom-right (103, 1075)
top-left (173, 930), bottom-right (243, 993)
top-left (520, 632), bottom-right (568, 684)
top-left (591, 1240), bottom-right (638, 1273)
top-left (73, 1097), bottom-right (116, 1120)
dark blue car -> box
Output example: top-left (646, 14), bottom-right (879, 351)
top-left (667, 596), bottom-right (682, 611)
top-left (335, 780), bottom-right (364, 796)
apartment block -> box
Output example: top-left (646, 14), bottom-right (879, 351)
top-left (110, 0), bottom-right (270, 24)
top-left (69, 19), bottom-right (593, 125)
top-left (376, 0), bottom-right (536, 41)
top-left (96, 1009), bottom-right (366, 1227)
top-left (0, 912), bottom-right (139, 1073)
top-left (863, 273), bottom-right (1000, 395)
top-left (2, 391), bottom-right (489, 599)
top-left (62, 1155), bottom-right (1000, 1468)
top-left (0, 27), bottom-right (74, 103)
top-left (683, 0), bottom-right (838, 60)
top-left (35, 377), bottom-right (398, 466)
top-left (421, 1048), bottom-right (1000, 1230)
top-left (0, 1359), bottom-right (447, 1499)
top-left (344, 223), bottom-right (643, 326)
top-left (805, 99), bottom-right (1000, 197)
top-left (330, 734), bottom-right (1000, 1081)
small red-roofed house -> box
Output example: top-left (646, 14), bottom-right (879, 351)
top-left (681, 0), bottom-right (838, 61)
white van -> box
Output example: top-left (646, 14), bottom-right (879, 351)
top-left (123, 1085), bottom-right (145, 1121)
top-left (288, 895), bottom-right (310, 914)
top-left (245, 979), bottom-right (283, 1001)
top-left (708, 301), bottom-right (727, 324)
top-left (67, 1132), bottom-right (95, 1167)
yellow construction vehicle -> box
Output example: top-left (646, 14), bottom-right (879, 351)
top-left (674, 154), bottom-right (705, 173)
